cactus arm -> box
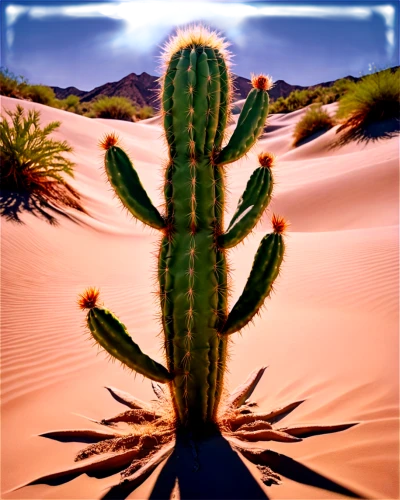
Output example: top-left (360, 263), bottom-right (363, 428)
top-left (105, 146), bottom-right (165, 230)
top-left (87, 306), bottom-right (173, 383)
top-left (221, 228), bottom-right (285, 335)
top-left (219, 165), bottom-right (273, 249)
top-left (216, 88), bottom-right (269, 166)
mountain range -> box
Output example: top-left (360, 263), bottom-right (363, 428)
top-left (52, 72), bottom-right (361, 109)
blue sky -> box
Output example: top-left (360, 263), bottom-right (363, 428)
top-left (1, 1), bottom-right (399, 90)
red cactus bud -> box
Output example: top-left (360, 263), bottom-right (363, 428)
top-left (78, 287), bottom-right (100, 310)
top-left (258, 152), bottom-right (276, 168)
top-left (271, 214), bottom-right (289, 234)
top-left (99, 132), bottom-right (119, 150)
top-left (251, 74), bottom-right (273, 91)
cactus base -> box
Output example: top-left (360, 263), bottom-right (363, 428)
top-left (20, 368), bottom-right (358, 497)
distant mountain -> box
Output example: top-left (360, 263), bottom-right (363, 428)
top-left (52, 72), bottom-right (159, 108)
top-left (51, 86), bottom-right (87, 100)
top-left (52, 72), bottom-right (308, 108)
top-left (51, 69), bottom-right (394, 109)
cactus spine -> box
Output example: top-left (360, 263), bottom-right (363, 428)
top-left (81, 26), bottom-right (286, 430)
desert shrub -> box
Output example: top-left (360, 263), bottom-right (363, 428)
top-left (336, 68), bottom-right (400, 132)
top-left (269, 96), bottom-right (287, 114)
top-left (58, 94), bottom-right (81, 113)
top-left (25, 84), bottom-right (57, 106)
top-left (269, 80), bottom-right (356, 114)
top-left (0, 105), bottom-right (85, 214)
top-left (284, 89), bottom-right (307, 111)
top-left (270, 88), bottom-right (320, 114)
top-left (77, 100), bottom-right (95, 117)
top-left (324, 78), bottom-right (355, 104)
top-left (0, 67), bottom-right (29, 98)
top-left (306, 79), bottom-right (356, 107)
top-left (293, 104), bottom-right (335, 146)
top-left (135, 105), bottom-right (154, 120)
top-left (91, 96), bottom-right (136, 121)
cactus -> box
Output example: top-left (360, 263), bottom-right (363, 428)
top-left (22, 27), bottom-right (358, 496)
top-left (81, 26), bottom-right (285, 430)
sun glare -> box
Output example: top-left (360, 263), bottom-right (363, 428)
top-left (167, 2), bottom-right (210, 24)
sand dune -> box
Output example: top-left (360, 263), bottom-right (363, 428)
top-left (1, 96), bottom-right (398, 499)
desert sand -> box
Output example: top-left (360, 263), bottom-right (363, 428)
top-left (1, 95), bottom-right (399, 499)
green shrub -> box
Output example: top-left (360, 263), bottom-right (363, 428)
top-left (25, 84), bottom-right (57, 106)
top-left (285, 90), bottom-right (304, 111)
top-left (91, 96), bottom-right (136, 121)
top-left (269, 79), bottom-right (357, 114)
top-left (135, 105), bottom-right (154, 120)
top-left (0, 67), bottom-right (29, 98)
top-left (336, 68), bottom-right (400, 132)
top-left (293, 104), bottom-right (335, 146)
top-left (0, 105), bottom-right (85, 214)
top-left (58, 94), bottom-right (81, 113)
top-left (325, 78), bottom-right (355, 104)
top-left (269, 96), bottom-right (287, 114)
top-left (76, 100), bottom-right (94, 117)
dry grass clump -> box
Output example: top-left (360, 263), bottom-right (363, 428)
top-left (293, 104), bottom-right (335, 146)
top-left (90, 96), bottom-right (137, 121)
top-left (336, 68), bottom-right (400, 137)
top-left (24, 85), bottom-right (57, 106)
top-left (135, 105), bottom-right (154, 120)
top-left (58, 94), bottom-right (81, 114)
top-left (89, 98), bottom-right (155, 121)
top-left (0, 105), bottom-right (85, 214)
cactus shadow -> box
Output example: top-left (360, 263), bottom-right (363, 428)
top-left (102, 429), bottom-right (364, 500)
top-left (0, 190), bottom-right (85, 226)
top-left (148, 433), bottom-right (268, 500)
top-left (147, 433), bottom-right (364, 500)
top-left (24, 464), bottom-right (130, 489)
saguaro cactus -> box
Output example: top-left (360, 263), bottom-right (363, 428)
top-left (82, 26), bottom-right (285, 429)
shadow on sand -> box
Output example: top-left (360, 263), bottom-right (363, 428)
top-left (0, 190), bottom-right (85, 226)
top-left (331, 118), bottom-right (399, 148)
top-left (16, 392), bottom-right (365, 500)
top-left (102, 432), bottom-right (364, 500)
